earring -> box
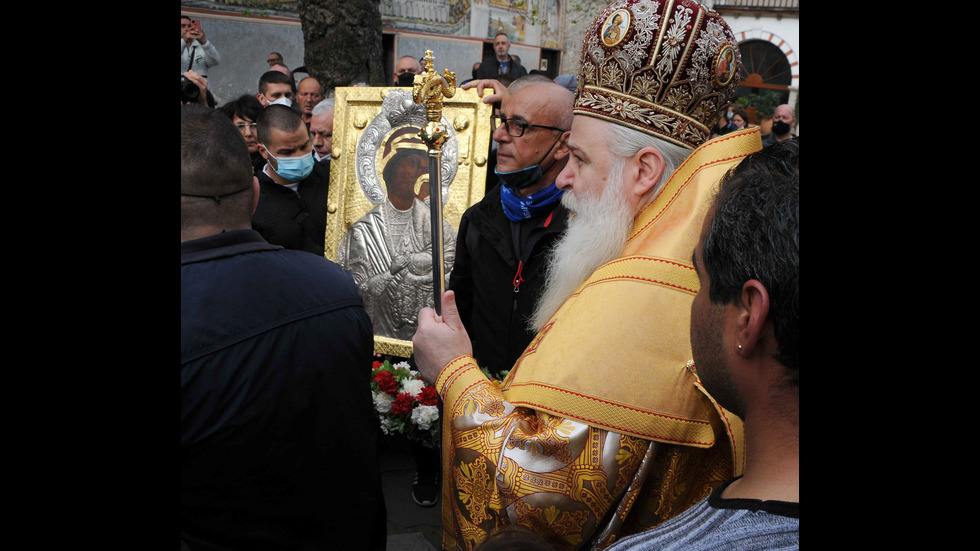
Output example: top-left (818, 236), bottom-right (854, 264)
top-left (737, 344), bottom-right (742, 351)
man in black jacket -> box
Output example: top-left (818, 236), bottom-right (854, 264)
top-left (181, 104), bottom-right (386, 550)
top-left (252, 104), bottom-right (330, 256)
top-left (448, 78), bottom-right (573, 379)
top-left (476, 32), bottom-right (528, 80)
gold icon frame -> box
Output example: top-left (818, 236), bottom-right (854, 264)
top-left (324, 85), bottom-right (494, 358)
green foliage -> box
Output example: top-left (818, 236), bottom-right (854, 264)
top-left (741, 90), bottom-right (781, 119)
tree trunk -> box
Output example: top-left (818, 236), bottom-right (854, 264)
top-left (298, 0), bottom-right (386, 92)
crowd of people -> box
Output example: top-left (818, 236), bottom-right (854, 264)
top-left (181, 1), bottom-right (798, 549)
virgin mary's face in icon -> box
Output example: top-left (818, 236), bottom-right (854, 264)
top-left (379, 126), bottom-right (432, 210)
top-left (385, 150), bottom-right (428, 209)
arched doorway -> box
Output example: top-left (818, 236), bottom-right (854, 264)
top-left (736, 39), bottom-right (792, 106)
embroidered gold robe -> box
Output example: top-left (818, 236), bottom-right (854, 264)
top-left (434, 129), bottom-right (762, 551)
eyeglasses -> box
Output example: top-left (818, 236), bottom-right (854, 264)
top-left (491, 114), bottom-right (567, 138)
top-left (267, 58), bottom-right (281, 65)
top-left (235, 122), bottom-right (258, 133)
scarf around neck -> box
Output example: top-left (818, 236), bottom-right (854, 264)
top-left (500, 182), bottom-right (564, 222)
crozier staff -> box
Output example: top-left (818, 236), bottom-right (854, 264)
top-left (412, 50), bottom-right (456, 315)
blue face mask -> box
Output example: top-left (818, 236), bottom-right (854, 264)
top-left (263, 146), bottom-right (315, 182)
top-left (495, 163), bottom-right (543, 191)
top-left (500, 182), bottom-right (564, 222)
top-left (494, 136), bottom-right (561, 191)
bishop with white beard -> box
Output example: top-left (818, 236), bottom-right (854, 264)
top-left (412, 2), bottom-right (765, 548)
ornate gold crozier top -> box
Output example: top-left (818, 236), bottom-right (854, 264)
top-left (412, 50), bottom-right (456, 155)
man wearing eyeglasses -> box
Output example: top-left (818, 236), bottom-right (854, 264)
top-left (267, 52), bottom-right (283, 67)
top-left (447, 77), bottom-right (573, 381)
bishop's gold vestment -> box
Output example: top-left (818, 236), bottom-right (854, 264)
top-left (434, 128), bottom-right (762, 550)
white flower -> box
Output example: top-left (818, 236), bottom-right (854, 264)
top-left (411, 404), bottom-right (440, 431)
top-left (373, 391), bottom-right (394, 414)
top-left (379, 417), bottom-right (392, 435)
top-left (400, 378), bottom-right (426, 398)
top-left (393, 361), bottom-right (411, 371)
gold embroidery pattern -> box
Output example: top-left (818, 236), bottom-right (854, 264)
top-left (614, 435), bottom-right (648, 490)
top-left (570, 465), bottom-right (614, 520)
top-left (577, 89), bottom-right (678, 137)
top-left (455, 455), bottom-right (496, 525)
top-left (663, 86), bottom-right (693, 113)
top-left (513, 501), bottom-right (590, 549)
top-left (512, 463), bottom-right (574, 497)
top-left (461, 382), bottom-right (507, 418)
top-left (630, 72), bottom-right (660, 102)
top-left (582, 63), bottom-right (598, 91)
top-left (440, 357), bottom-right (735, 550)
top-left (600, 62), bottom-right (626, 90)
top-left (454, 417), bottom-right (507, 455)
top-left (620, 442), bottom-right (732, 534)
top-left (445, 403), bottom-right (632, 549)
top-left (653, 448), bottom-right (687, 519)
top-left (506, 413), bottom-right (576, 463)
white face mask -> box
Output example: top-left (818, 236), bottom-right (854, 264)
top-left (267, 96), bottom-right (292, 107)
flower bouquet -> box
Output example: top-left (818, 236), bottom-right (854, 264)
top-left (371, 359), bottom-right (441, 449)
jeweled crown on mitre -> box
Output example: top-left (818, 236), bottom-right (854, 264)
top-left (574, 0), bottom-right (741, 150)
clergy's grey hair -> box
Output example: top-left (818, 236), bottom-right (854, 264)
top-left (602, 122), bottom-right (692, 205)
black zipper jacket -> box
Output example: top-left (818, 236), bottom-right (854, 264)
top-left (448, 183), bottom-right (568, 378)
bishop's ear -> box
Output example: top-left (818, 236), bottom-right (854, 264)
top-left (630, 146), bottom-right (666, 198)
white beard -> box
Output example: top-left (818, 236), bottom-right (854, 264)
top-left (530, 159), bottom-right (635, 332)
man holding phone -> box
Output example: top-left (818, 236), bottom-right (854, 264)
top-left (181, 14), bottom-right (220, 78)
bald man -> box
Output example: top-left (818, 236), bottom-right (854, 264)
top-left (448, 77), bottom-right (573, 380)
top-left (393, 55), bottom-right (421, 86)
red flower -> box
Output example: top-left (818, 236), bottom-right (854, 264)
top-left (390, 392), bottom-right (416, 417)
top-left (373, 370), bottom-right (398, 394)
top-left (372, 360), bottom-right (383, 370)
top-left (418, 385), bottom-right (439, 406)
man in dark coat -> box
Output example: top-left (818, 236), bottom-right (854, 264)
top-left (448, 79), bottom-right (573, 378)
top-left (252, 104), bottom-right (330, 256)
top-left (475, 32), bottom-right (528, 80)
top-left (181, 104), bottom-right (386, 551)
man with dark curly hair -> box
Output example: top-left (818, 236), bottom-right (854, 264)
top-left (607, 137), bottom-right (799, 550)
